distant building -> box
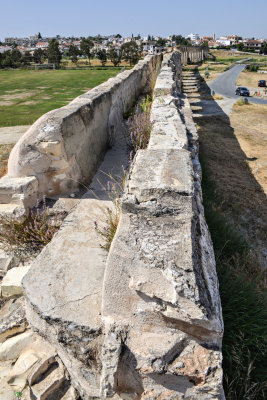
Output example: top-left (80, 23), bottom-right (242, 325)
top-left (201, 35), bottom-right (215, 42)
top-left (243, 40), bottom-right (263, 52)
top-left (187, 33), bottom-right (200, 43)
top-left (217, 37), bottom-right (232, 46)
top-left (227, 35), bottom-right (240, 44)
top-left (36, 42), bottom-right (49, 49)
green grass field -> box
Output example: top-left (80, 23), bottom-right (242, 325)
top-left (0, 69), bottom-right (119, 127)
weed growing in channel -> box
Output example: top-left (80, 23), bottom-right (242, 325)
top-left (94, 201), bottom-right (121, 252)
top-left (0, 198), bottom-right (65, 252)
top-left (94, 169), bottom-right (127, 251)
top-left (127, 95), bottom-right (153, 152)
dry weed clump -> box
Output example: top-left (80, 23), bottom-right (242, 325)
top-left (94, 201), bottom-right (121, 252)
top-left (0, 198), bottom-right (64, 252)
top-left (127, 95), bottom-right (153, 152)
top-left (0, 144), bottom-right (14, 178)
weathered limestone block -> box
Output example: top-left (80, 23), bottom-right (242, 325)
top-left (0, 330), bottom-right (35, 361)
top-left (29, 357), bottom-right (66, 399)
top-left (0, 255), bottom-right (13, 278)
top-left (0, 378), bottom-right (14, 400)
top-left (0, 297), bottom-right (27, 342)
top-left (0, 176), bottom-right (38, 210)
top-left (1, 265), bottom-right (31, 298)
top-left (6, 334), bottom-right (56, 391)
top-left (23, 199), bottom-right (114, 399)
top-left (101, 163), bottom-right (223, 398)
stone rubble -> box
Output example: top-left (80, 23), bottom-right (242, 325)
top-left (1, 265), bottom-right (31, 298)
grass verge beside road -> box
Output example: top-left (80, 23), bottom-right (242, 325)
top-left (197, 97), bottom-right (267, 398)
top-left (200, 158), bottom-right (267, 399)
top-left (0, 69), bottom-right (119, 127)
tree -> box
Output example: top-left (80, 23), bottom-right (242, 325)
top-left (33, 48), bottom-right (46, 64)
top-left (121, 41), bottom-right (139, 66)
top-left (155, 37), bottom-right (166, 47)
top-left (108, 47), bottom-right (121, 66)
top-left (47, 39), bottom-right (62, 68)
top-left (115, 34), bottom-right (122, 38)
top-left (96, 49), bottom-right (107, 66)
top-left (237, 43), bottom-right (244, 51)
top-left (38, 32), bottom-right (42, 39)
top-left (22, 51), bottom-right (32, 66)
top-left (80, 37), bottom-right (94, 65)
top-left (68, 44), bottom-right (79, 65)
top-left (172, 35), bottom-right (191, 46)
top-left (260, 42), bottom-right (267, 55)
top-left (10, 49), bottom-right (22, 66)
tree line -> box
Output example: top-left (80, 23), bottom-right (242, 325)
top-left (0, 38), bottom-right (142, 69)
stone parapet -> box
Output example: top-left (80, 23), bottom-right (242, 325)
top-left (101, 52), bottom-right (224, 399)
top-left (2, 55), bottom-right (161, 207)
top-left (22, 51), bottom-right (223, 399)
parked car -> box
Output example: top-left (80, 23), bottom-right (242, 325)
top-left (235, 87), bottom-right (250, 96)
top-left (258, 80), bottom-right (266, 87)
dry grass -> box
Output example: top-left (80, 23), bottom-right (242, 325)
top-left (237, 72), bottom-right (267, 87)
top-left (213, 94), bottom-right (223, 100)
top-left (197, 108), bottom-right (267, 260)
top-left (231, 102), bottom-right (267, 195)
top-left (0, 144), bottom-right (14, 178)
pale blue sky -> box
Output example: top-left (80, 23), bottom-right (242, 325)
top-left (1, 0), bottom-right (266, 40)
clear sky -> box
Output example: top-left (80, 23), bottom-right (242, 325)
top-left (1, 0), bottom-right (266, 40)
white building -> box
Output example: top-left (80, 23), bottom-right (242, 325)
top-left (217, 37), bottom-right (232, 46)
top-left (187, 33), bottom-right (200, 43)
top-left (0, 46), bottom-right (12, 53)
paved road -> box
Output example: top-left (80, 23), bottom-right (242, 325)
top-left (209, 65), bottom-right (267, 105)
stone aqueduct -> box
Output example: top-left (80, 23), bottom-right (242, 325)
top-left (0, 46), bottom-right (226, 399)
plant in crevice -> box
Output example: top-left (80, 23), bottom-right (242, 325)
top-left (0, 197), bottom-right (65, 252)
top-left (127, 95), bottom-right (153, 152)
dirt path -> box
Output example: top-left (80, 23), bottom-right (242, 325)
top-left (0, 125), bottom-right (30, 144)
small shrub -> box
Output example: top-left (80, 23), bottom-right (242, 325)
top-left (0, 198), bottom-right (64, 252)
top-left (213, 94), bottom-right (223, 100)
top-left (247, 64), bottom-right (259, 72)
top-left (235, 98), bottom-right (251, 106)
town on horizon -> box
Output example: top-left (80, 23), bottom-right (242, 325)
top-left (1, 32), bottom-right (267, 57)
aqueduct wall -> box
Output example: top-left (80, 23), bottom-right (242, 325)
top-left (1, 47), bottom-right (224, 399)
